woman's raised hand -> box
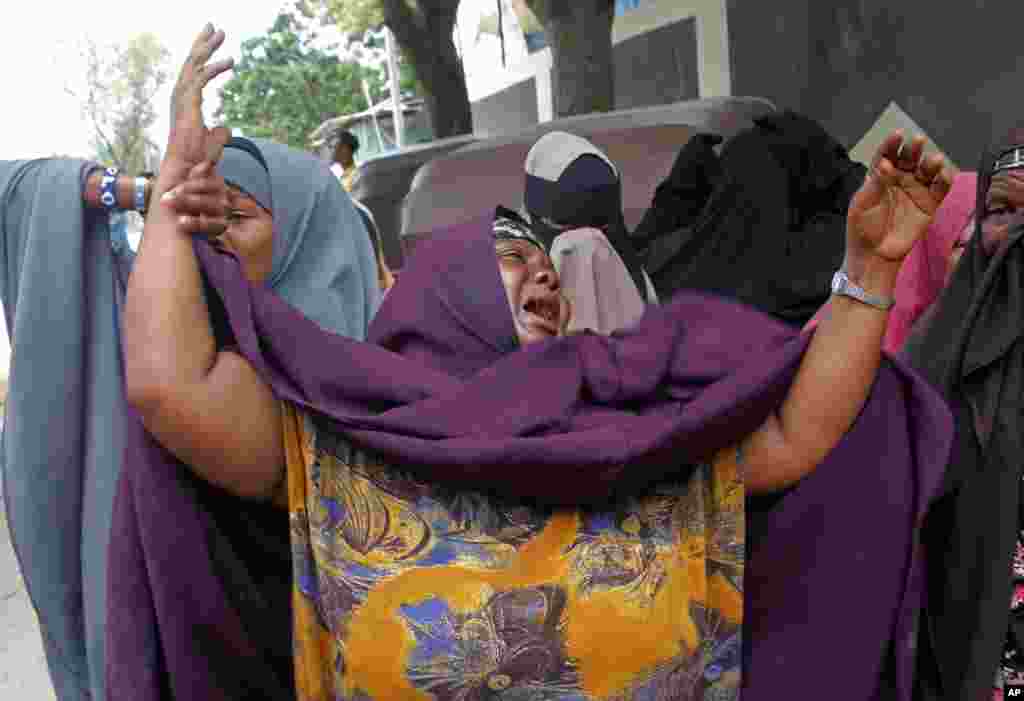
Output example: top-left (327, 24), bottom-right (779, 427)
top-left (161, 162), bottom-right (231, 238)
top-left (155, 24), bottom-right (235, 238)
top-left (845, 132), bottom-right (954, 271)
top-left (164, 24), bottom-right (234, 175)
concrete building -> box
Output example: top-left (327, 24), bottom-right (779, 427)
top-left (458, 0), bottom-right (1024, 168)
top-left (726, 0), bottom-right (1024, 168)
top-left (458, 0), bottom-right (728, 135)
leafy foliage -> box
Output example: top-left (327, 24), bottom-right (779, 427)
top-left (217, 12), bottom-right (383, 148)
top-left (68, 33), bottom-right (170, 172)
top-left (303, 0), bottom-right (473, 139)
top-left (305, 0), bottom-right (386, 37)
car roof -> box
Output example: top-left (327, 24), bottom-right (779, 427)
top-left (400, 97), bottom-right (776, 257)
top-left (352, 96), bottom-right (776, 268)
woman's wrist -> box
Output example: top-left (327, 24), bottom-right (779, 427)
top-left (149, 161), bottom-right (195, 214)
top-left (83, 170), bottom-right (157, 213)
top-left (153, 160), bottom-right (192, 194)
top-left (841, 251), bottom-right (901, 300)
top-left (84, 170), bottom-right (130, 210)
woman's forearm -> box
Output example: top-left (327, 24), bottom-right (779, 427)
top-left (122, 159), bottom-right (286, 498)
top-left (123, 162), bottom-right (217, 401)
top-left (745, 257), bottom-right (898, 493)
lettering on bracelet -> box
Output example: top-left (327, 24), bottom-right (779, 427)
top-left (100, 168), bottom-right (120, 209)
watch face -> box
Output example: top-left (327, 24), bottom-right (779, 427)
top-left (832, 272), bottom-right (846, 294)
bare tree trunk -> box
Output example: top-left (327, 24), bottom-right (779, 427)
top-left (526, 0), bottom-right (616, 117)
top-left (382, 0), bottom-right (474, 139)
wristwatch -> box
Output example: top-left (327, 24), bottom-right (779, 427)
top-left (831, 270), bottom-right (895, 311)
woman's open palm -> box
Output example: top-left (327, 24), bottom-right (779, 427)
top-left (165, 24), bottom-right (234, 170)
top-left (847, 132), bottom-right (954, 264)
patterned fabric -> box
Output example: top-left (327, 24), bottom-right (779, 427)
top-left (283, 404), bottom-right (744, 701)
top-left (493, 206), bottom-right (544, 250)
top-left (996, 532), bottom-right (1024, 698)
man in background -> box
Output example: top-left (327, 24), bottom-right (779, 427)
top-left (331, 131), bottom-right (360, 192)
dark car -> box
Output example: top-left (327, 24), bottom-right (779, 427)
top-left (350, 134), bottom-right (479, 269)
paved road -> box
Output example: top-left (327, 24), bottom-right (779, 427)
top-left (0, 493), bottom-right (57, 700)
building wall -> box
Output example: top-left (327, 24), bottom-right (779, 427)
top-left (466, 0), bottom-right (726, 137)
top-left (471, 77), bottom-right (539, 136)
top-left (724, 0), bottom-right (809, 119)
top-left (468, 0), bottom-right (1024, 166)
top-left (728, 0), bottom-right (1024, 167)
top-left (613, 17), bottom-right (699, 110)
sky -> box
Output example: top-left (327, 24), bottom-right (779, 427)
top-left (0, 0), bottom-right (502, 377)
top-left (0, 1), bottom-right (293, 375)
top-left (1, 1), bottom-right (292, 161)
top-left (0, 0), bottom-right (502, 162)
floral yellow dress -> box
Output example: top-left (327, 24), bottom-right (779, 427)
top-left (283, 404), bottom-right (745, 701)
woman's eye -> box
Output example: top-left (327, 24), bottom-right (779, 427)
top-left (499, 250), bottom-right (525, 263)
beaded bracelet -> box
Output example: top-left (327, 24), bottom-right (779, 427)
top-left (99, 166), bottom-right (120, 210)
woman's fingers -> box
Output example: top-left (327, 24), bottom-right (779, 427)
top-left (867, 154), bottom-right (899, 190)
top-left (186, 59), bottom-right (231, 113)
top-left (178, 25), bottom-right (212, 84)
top-left (180, 28), bottom-right (230, 112)
top-left (864, 131), bottom-right (905, 191)
top-left (189, 161), bottom-right (214, 179)
top-left (873, 131), bottom-right (905, 174)
top-left (164, 193), bottom-right (228, 219)
top-left (917, 152), bottom-right (944, 180)
top-left (929, 165), bottom-right (954, 203)
top-left (205, 126), bottom-right (232, 164)
top-left (163, 26), bottom-right (232, 172)
top-left (187, 23), bottom-right (215, 59)
top-left (176, 213), bottom-right (228, 238)
top-left (161, 175), bottom-right (229, 220)
top-left (168, 171), bottom-right (225, 194)
top-left (199, 58), bottom-right (235, 90)
top-left (187, 26), bottom-right (224, 71)
top-left (903, 135), bottom-right (927, 170)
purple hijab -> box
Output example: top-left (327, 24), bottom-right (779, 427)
top-left (107, 216), bottom-right (951, 700)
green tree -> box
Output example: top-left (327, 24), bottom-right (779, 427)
top-left (352, 25), bottom-right (421, 100)
top-left (311, 0), bottom-right (473, 139)
top-left (525, 0), bottom-right (616, 117)
top-left (295, 0), bottom-right (383, 35)
top-left (217, 11), bottom-right (380, 149)
top-left (68, 33), bottom-right (170, 172)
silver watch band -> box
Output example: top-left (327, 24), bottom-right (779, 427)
top-left (831, 270), bottom-right (895, 311)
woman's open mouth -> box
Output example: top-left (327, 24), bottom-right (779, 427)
top-left (521, 295), bottom-right (561, 334)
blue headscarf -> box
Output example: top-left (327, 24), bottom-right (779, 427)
top-left (218, 137), bottom-right (380, 336)
top-left (0, 137), bottom-right (378, 701)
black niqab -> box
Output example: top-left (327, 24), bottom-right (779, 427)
top-left (905, 135), bottom-right (1024, 701)
top-left (633, 111), bottom-right (865, 327)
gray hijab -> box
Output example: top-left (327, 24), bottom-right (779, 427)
top-left (0, 158), bottom-right (123, 701)
top-left (0, 140), bottom-right (379, 701)
top-left (218, 137), bottom-right (381, 337)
